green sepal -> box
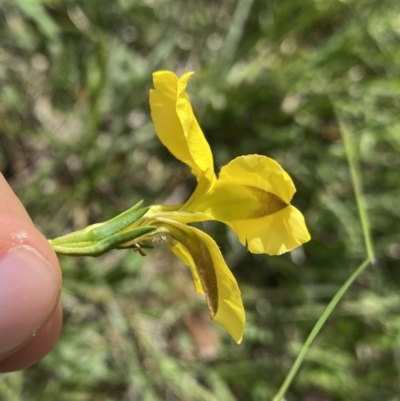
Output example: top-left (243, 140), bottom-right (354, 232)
top-left (50, 225), bottom-right (156, 256)
top-left (48, 201), bottom-right (156, 256)
top-left (50, 201), bottom-right (149, 245)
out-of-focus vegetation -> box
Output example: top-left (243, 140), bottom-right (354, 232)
top-left (1, 0), bottom-right (400, 399)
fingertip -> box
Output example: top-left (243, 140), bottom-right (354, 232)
top-left (0, 302), bottom-right (62, 372)
top-left (0, 175), bottom-right (63, 370)
top-left (0, 211), bottom-right (62, 286)
top-left (0, 212), bottom-right (62, 363)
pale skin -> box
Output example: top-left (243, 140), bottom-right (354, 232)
top-left (0, 174), bottom-right (62, 372)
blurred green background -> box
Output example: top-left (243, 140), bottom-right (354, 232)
top-left (1, 0), bottom-right (400, 399)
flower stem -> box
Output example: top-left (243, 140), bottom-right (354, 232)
top-left (337, 113), bottom-right (375, 262)
top-left (273, 258), bottom-right (371, 401)
top-left (275, 109), bottom-right (375, 400)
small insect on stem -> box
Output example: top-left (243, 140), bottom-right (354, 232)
top-left (133, 243), bottom-right (146, 256)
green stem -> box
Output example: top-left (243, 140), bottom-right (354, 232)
top-left (274, 258), bottom-right (371, 401)
top-left (337, 114), bottom-right (375, 262)
top-left (275, 109), bottom-right (375, 400)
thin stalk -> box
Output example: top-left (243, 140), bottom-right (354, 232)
top-left (275, 110), bottom-right (375, 400)
top-left (274, 258), bottom-right (371, 401)
top-left (337, 114), bottom-right (375, 262)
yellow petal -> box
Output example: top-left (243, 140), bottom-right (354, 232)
top-left (160, 219), bottom-right (245, 343)
top-left (227, 205), bottom-right (311, 255)
top-left (186, 181), bottom-right (288, 221)
top-left (217, 155), bottom-right (296, 204)
top-left (184, 154), bottom-right (295, 221)
top-left (170, 240), bottom-right (205, 294)
top-left (150, 71), bottom-right (215, 185)
top-left (182, 154), bottom-right (309, 255)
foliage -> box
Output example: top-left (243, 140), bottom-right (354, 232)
top-left (1, 0), bottom-right (400, 399)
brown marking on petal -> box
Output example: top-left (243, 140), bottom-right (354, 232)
top-left (193, 184), bottom-right (288, 221)
top-left (189, 239), bottom-right (218, 318)
top-left (171, 227), bottom-right (219, 318)
top-left (247, 186), bottom-right (288, 218)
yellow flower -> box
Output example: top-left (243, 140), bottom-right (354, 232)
top-left (125, 71), bottom-right (310, 343)
top-left (149, 71), bottom-right (310, 254)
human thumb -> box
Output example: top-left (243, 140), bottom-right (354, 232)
top-left (0, 174), bottom-right (62, 371)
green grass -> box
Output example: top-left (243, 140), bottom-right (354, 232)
top-left (1, 0), bottom-right (400, 400)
